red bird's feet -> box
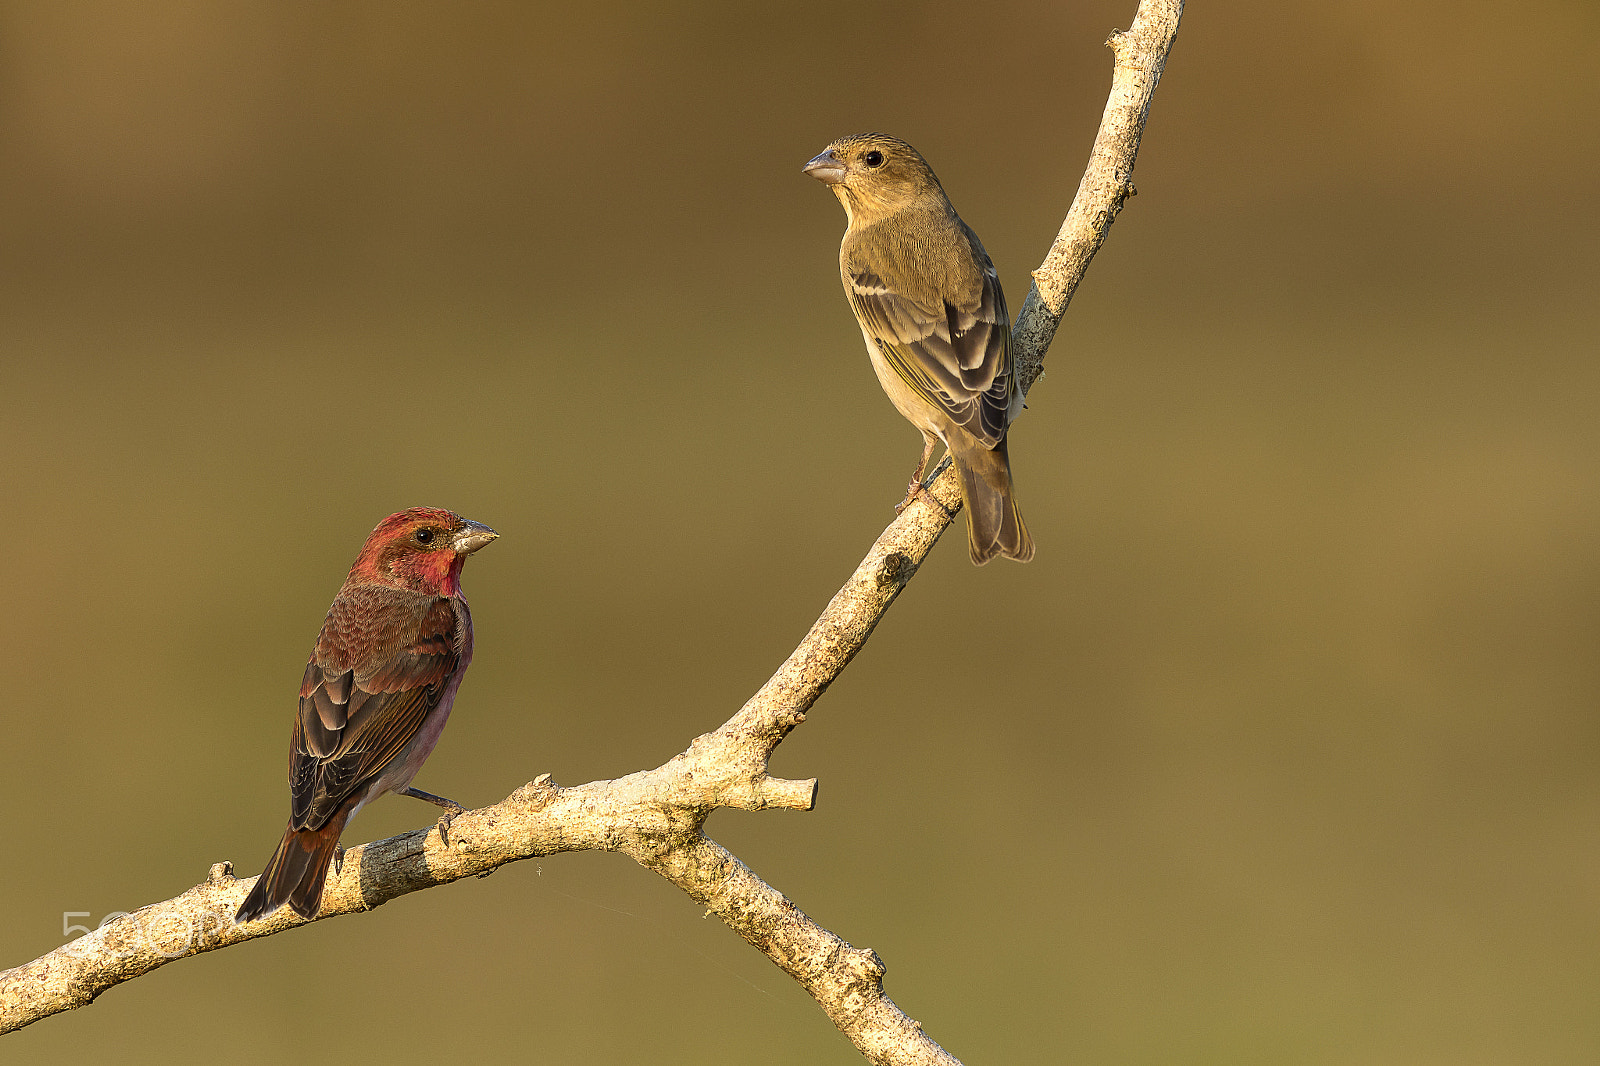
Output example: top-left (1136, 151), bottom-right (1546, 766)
top-left (401, 787), bottom-right (468, 847)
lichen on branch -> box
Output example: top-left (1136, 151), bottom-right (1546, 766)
top-left (0, 4), bottom-right (1183, 1062)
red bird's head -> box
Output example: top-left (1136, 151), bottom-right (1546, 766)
top-left (347, 507), bottom-right (498, 596)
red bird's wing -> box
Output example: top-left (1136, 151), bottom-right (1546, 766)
top-left (288, 590), bottom-right (463, 830)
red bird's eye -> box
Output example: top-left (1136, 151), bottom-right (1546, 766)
top-left (863, 150), bottom-right (884, 168)
top-left (415, 528), bottom-right (435, 545)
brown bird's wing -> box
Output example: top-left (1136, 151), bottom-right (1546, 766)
top-left (844, 220), bottom-right (1017, 447)
top-left (289, 590), bottom-right (462, 831)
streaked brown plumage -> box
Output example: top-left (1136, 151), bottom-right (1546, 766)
top-left (805, 133), bottom-right (1033, 564)
top-left (235, 507), bottom-right (498, 923)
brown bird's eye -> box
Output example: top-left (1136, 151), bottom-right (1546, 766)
top-left (863, 150), bottom-right (885, 168)
top-left (415, 528), bottom-right (435, 545)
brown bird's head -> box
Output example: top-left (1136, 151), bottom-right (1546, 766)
top-left (347, 507), bottom-right (498, 597)
top-left (803, 133), bottom-right (944, 225)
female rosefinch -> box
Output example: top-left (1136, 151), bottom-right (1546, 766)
top-left (235, 507), bottom-right (498, 923)
top-left (805, 133), bottom-right (1033, 565)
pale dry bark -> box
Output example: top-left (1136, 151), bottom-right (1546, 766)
top-left (0, 3), bottom-right (1183, 1060)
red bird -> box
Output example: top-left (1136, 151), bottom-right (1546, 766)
top-left (235, 507), bottom-right (498, 923)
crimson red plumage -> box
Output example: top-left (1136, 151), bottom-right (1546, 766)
top-left (236, 507), bottom-right (497, 924)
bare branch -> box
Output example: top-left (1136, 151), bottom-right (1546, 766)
top-left (1016, 0), bottom-right (1184, 391)
top-left (0, 3), bottom-right (1183, 1060)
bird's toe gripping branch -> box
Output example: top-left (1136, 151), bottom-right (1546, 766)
top-left (401, 786), bottom-right (469, 847)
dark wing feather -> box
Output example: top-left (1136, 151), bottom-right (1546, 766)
top-left (845, 225), bottom-right (1016, 447)
top-left (289, 594), bottom-right (461, 830)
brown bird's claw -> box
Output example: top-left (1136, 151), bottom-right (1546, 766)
top-left (332, 843), bottom-right (345, 879)
top-left (897, 480), bottom-right (955, 520)
top-left (897, 437), bottom-right (943, 516)
top-left (896, 478), bottom-right (937, 515)
top-left (894, 481), bottom-right (919, 515)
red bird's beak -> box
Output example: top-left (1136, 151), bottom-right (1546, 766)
top-left (803, 149), bottom-right (847, 185)
top-left (451, 520), bottom-right (498, 555)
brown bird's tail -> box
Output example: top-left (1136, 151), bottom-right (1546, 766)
top-left (949, 432), bottom-right (1034, 565)
top-left (235, 808), bottom-right (352, 924)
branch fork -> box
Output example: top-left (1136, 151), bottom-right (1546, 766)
top-left (0, 5), bottom-right (1183, 1062)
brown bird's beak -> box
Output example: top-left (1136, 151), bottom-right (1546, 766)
top-left (803, 149), bottom-right (847, 185)
top-left (451, 520), bottom-right (498, 555)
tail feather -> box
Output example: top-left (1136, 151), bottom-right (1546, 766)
top-left (235, 809), bottom-right (351, 924)
top-left (949, 432), bottom-right (1034, 565)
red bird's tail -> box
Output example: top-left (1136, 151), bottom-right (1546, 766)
top-left (235, 809), bottom-right (352, 924)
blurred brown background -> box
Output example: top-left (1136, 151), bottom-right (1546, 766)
top-left (3, 1), bottom-right (1597, 1062)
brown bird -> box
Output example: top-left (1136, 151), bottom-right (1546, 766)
top-left (235, 507), bottom-right (498, 923)
top-left (805, 133), bottom-right (1033, 564)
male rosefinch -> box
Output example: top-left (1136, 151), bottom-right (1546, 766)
top-left (235, 507), bottom-right (498, 923)
top-left (805, 133), bottom-right (1033, 565)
